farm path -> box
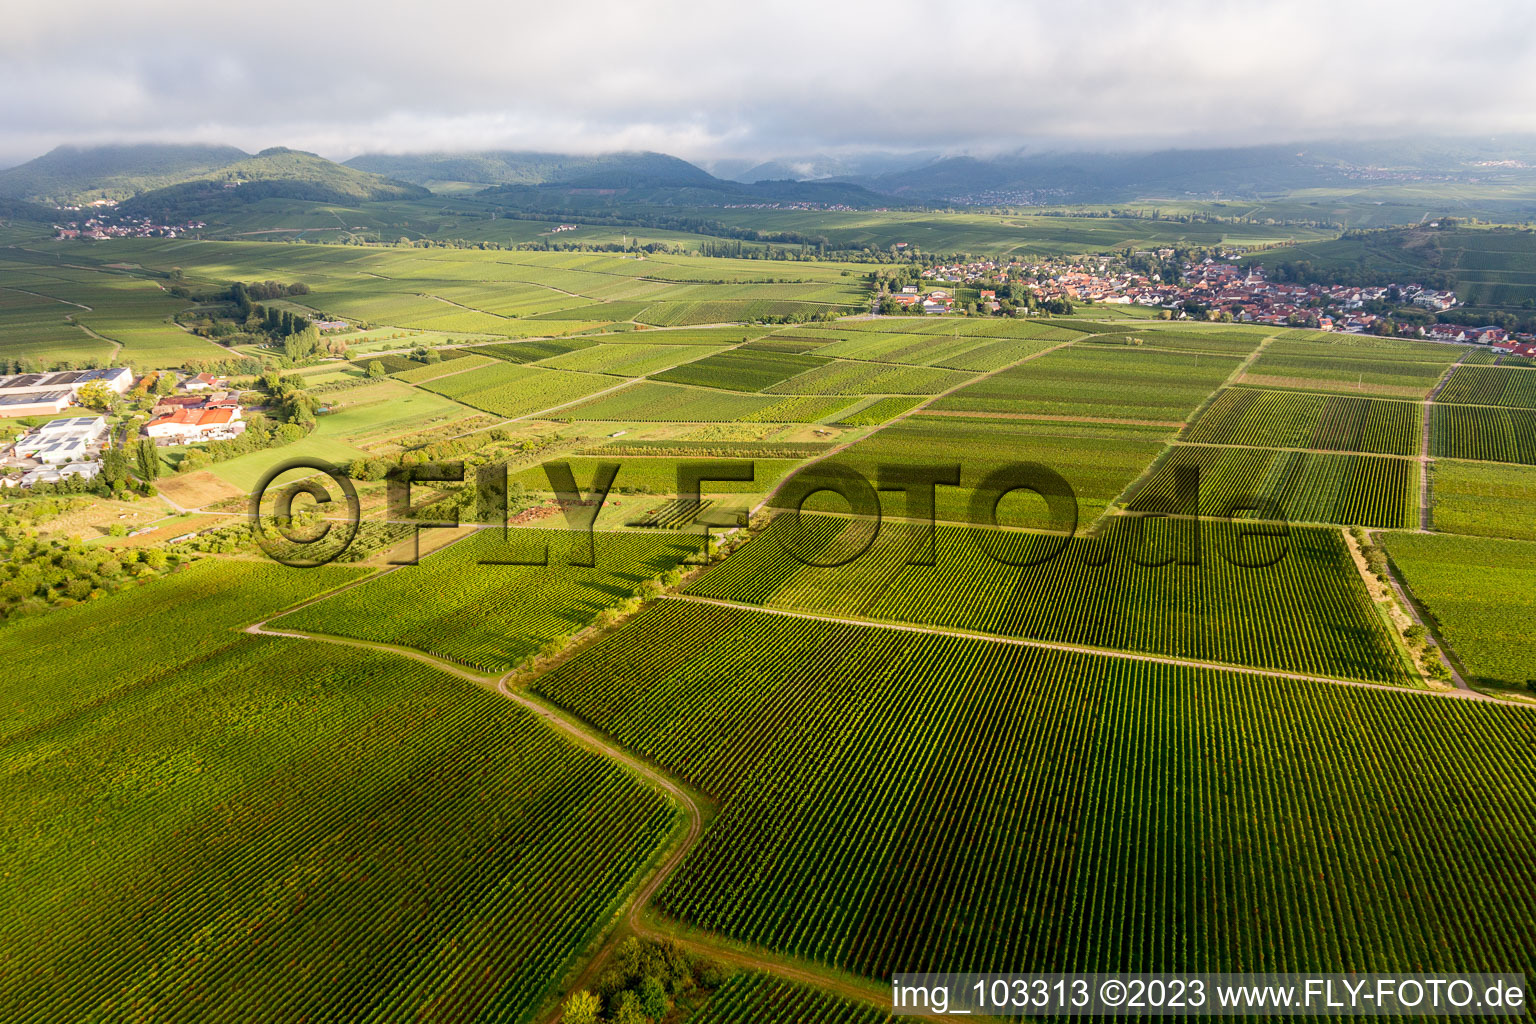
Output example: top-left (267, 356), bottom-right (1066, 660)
top-left (64, 314), bottom-right (123, 360)
top-left (1419, 349), bottom-right (1470, 531)
top-left (661, 593), bottom-right (1508, 704)
top-left (239, 602), bottom-right (928, 1021)
top-left (1365, 528), bottom-right (1477, 695)
top-left (4, 285), bottom-right (92, 310)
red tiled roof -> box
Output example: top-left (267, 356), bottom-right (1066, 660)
top-left (147, 407), bottom-right (236, 429)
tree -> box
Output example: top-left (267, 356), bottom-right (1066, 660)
top-left (153, 372), bottom-right (177, 396)
top-left (561, 990), bottom-right (600, 1024)
top-left (638, 976), bottom-right (669, 1019)
top-left (366, 360), bottom-right (385, 378)
top-left (135, 438), bottom-right (160, 482)
top-left (102, 447), bottom-right (130, 487)
top-left (76, 380), bottom-right (116, 411)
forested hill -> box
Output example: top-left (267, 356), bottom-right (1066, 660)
top-left (0, 143), bottom-right (249, 204)
top-left (344, 149), bottom-right (718, 189)
top-left (116, 148), bottom-right (430, 220)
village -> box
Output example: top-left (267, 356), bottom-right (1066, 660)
top-left (899, 252), bottom-right (1534, 348)
top-left (53, 202), bottom-right (206, 240)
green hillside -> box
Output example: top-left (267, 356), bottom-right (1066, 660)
top-left (0, 143), bottom-right (248, 204)
top-left (1244, 223), bottom-right (1536, 309)
top-left (116, 147), bottom-right (430, 220)
top-left (345, 149), bottom-right (717, 188)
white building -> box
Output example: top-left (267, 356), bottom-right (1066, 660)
top-left (21, 461), bottom-right (102, 487)
top-left (0, 366), bottom-right (131, 404)
top-left (14, 416), bottom-right (108, 462)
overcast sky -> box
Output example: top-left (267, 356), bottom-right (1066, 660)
top-left (3, 0), bottom-right (1535, 169)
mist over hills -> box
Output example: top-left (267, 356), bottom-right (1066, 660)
top-left (4, 136), bottom-right (1536, 217)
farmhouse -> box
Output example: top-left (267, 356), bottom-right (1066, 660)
top-left (179, 372), bottom-right (223, 392)
top-left (143, 405), bottom-right (245, 444)
top-left (152, 391), bottom-right (239, 416)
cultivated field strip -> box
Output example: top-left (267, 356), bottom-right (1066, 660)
top-left (1183, 387), bottom-right (1421, 455)
top-left (1436, 364), bottom-right (1536, 408)
top-left (532, 599), bottom-right (1536, 980)
top-left (271, 529), bottom-right (701, 672)
top-left (1129, 444), bottom-right (1416, 529)
top-left (686, 515), bottom-right (1411, 684)
top-left (0, 566), bottom-right (677, 1023)
top-left (1430, 404), bottom-right (1536, 464)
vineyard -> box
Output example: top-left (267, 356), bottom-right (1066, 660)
top-left (507, 456), bottom-right (801, 499)
top-left (1079, 328), bottom-right (1267, 357)
top-left (536, 342), bottom-right (726, 377)
top-left (388, 351), bottom-right (497, 383)
top-left (555, 381), bottom-right (857, 422)
top-left (478, 337), bottom-right (601, 363)
top-left (419, 361), bottom-right (618, 417)
top-left (764, 360), bottom-right (977, 396)
top-left (272, 528), bottom-right (700, 671)
top-left (1435, 364), bottom-right (1536, 408)
top-left (1429, 459), bottom-right (1536, 540)
top-left (788, 329), bottom-right (1058, 371)
top-left (682, 974), bottom-right (891, 1024)
top-left (636, 298), bottom-right (853, 326)
top-left (1129, 443), bottom-right (1416, 528)
top-left (803, 414), bottom-right (1172, 526)
top-left (533, 599), bottom-right (1536, 980)
top-left (1380, 532), bottom-right (1536, 690)
top-left (0, 634), bottom-right (676, 1022)
top-left (687, 513), bottom-right (1411, 683)
top-left (653, 349), bottom-right (830, 391)
top-left (1239, 336), bottom-right (1466, 398)
top-left (0, 560), bottom-right (365, 742)
top-left (1429, 404), bottom-right (1536, 463)
top-left (832, 395), bottom-right (926, 426)
top-left (929, 345), bottom-right (1240, 422)
top-left (1183, 386), bottom-right (1421, 455)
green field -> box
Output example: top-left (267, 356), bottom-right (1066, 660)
top-left (688, 514), bottom-right (1409, 684)
top-left (207, 379), bottom-right (476, 489)
top-left (533, 599), bottom-right (1534, 979)
top-left (554, 380), bottom-right (859, 423)
top-left (929, 345), bottom-right (1240, 422)
top-left (1381, 533), bottom-right (1536, 690)
top-left (272, 528), bottom-right (700, 671)
top-left (1436, 364), bottom-right (1536, 409)
top-left (800, 414), bottom-right (1170, 527)
top-left (0, 562), bottom-right (675, 1022)
top-left (1130, 444), bottom-right (1417, 528)
top-left (418, 360), bottom-right (620, 417)
top-left (9, 210), bottom-right (1536, 1024)
top-left (652, 348), bottom-right (828, 391)
top-left (1240, 336), bottom-right (1465, 398)
top-left (1429, 403), bottom-right (1536, 463)
top-left (1184, 386), bottom-right (1421, 456)
top-left (1429, 458), bottom-right (1536, 539)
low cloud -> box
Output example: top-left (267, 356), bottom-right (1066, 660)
top-left (2, 0), bottom-right (1533, 167)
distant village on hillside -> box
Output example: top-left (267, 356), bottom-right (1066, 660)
top-left (907, 253), bottom-right (1531, 346)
